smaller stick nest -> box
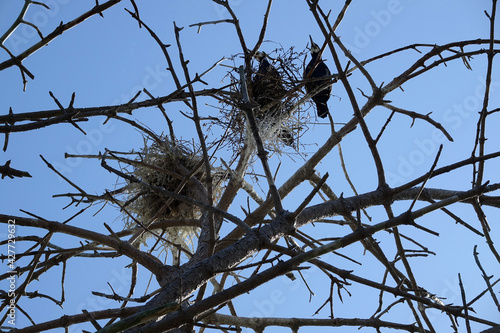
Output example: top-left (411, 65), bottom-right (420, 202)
top-left (124, 137), bottom-right (224, 247)
top-left (215, 47), bottom-right (310, 153)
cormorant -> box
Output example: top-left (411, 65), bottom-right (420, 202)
top-left (304, 36), bottom-right (332, 118)
top-left (252, 51), bottom-right (293, 146)
top-left (252, 51), bottom-right (283, 116)
top-left (254, 51), bottom-right (273, 74)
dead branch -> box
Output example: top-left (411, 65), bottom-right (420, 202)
top-left (0, 160), bottom-right (31, 179)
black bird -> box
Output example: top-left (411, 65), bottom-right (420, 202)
top-left (252, 51), bottom-right (283, 115)
top-left (304, 36), bottom-right (332, 118)
top-left (254, 51), bottom-right (274, 74)
top-left (252, 51), bottom-right (293, 146)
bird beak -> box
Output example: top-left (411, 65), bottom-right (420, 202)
top-left (309, 35), bottom-right (314, 48)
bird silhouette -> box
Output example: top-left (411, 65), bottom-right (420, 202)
top-left (251, 51), bottom-right (293, 146)
top-left (252, 51), bottom-right (283, 116)
top-left (304, 36), bottom-right (332, 118)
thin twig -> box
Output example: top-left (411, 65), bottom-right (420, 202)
top-left (458, 273), bottom-right (472, 333)
top-left (473, 245), bottom-right (500, 312)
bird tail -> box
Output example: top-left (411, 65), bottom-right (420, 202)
top-left (316, 103), bottom-right (329, 118)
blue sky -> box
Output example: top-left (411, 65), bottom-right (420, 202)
top-left (1, 1), bottom-right (499, 332)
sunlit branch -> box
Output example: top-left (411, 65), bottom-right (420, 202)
top-left (205, 314), bottom-right (427, 332)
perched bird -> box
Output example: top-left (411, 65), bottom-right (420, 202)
top-left (304, 36), bottom-right (332, 118)
top-left (252, 51), bottom-right (293, 146)
top-left (254, 51), bottom-right (274, 74)
top-left (252, 51), bottom-right (283, 116)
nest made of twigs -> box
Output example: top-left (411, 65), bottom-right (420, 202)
top-left (214, 47), bottom-right (311, 154)
top-left (123, 137), bottom-right (225, 251)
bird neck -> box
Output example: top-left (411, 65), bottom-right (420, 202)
top-left (260, 58), bottom-right (271, 70)
top-left (310, 52), bottom-right (320, 61)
